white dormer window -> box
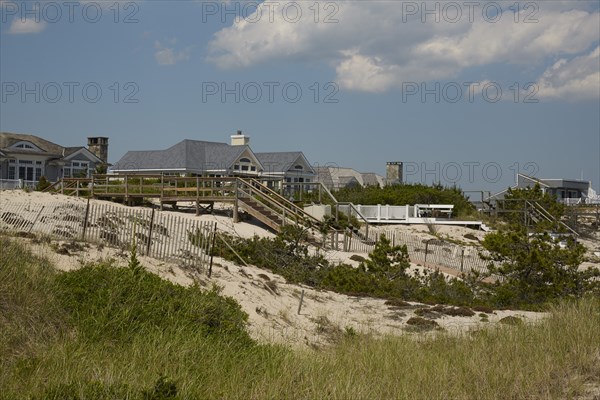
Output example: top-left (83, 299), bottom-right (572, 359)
top-left (10, 141), bottom-right (43, 152)
top-left (235, 156), bottom-right (258, 174)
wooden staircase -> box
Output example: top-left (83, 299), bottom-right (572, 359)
top-left (235, 178), bottom-right (322, 234)
top-left (237, 197), bottom-right (285, 231)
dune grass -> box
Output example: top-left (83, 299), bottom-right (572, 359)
top-left (1, 236), bottom-right (598, 399)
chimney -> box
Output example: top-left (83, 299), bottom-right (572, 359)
top-left (87, 137), bottom-right (109, 164)
top-left (386, 161), bottom-right (403, 186)
top-left (230, 130), bottom-right (250, 146)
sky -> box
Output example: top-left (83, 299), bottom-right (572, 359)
top-left (1, 0), bottom-right (599, 195)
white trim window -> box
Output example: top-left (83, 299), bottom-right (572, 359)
top-left (8, 159), bottom-right (16, 180)
top-left (8, 159), bottom-right (44, 181)
top-left (64, 161), bottom-right (90, 178)
top-left (234, 157), bottom-right (258, 174)
top-left (9, 141), bottom-right (43, 152)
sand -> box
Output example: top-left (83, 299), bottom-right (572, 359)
top-left (1, 190), bottom-right (554, 348)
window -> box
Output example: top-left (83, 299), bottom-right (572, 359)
top-left (294, 165), bottom-right (303, 170)
top-left (241, 165), bottom-right (249, 171)
top-left (250, 166), bottom-right (256, 171)
top-left (11, 141), bottom-right (41, 151)
top-left (8, 166), bottom-right (15, 180)
top-left (239, 158), bottom-right (251, 163)
top-left (233, 164), bottom-right (240, 170)
top-left (65, 161), bottom-right (89, 178)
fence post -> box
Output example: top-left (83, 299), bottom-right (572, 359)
top-left (81, 198), bottom-right (91, 240)
top-left (146, 208), bottom-right (155, 256)
top-left (425, 240), bottom-right (430, 264)
top-left (160, 174), bottom-right (164, 210)
top-left (28, 205), bottom-right (45, 234)
top-left (460, 247), bottom-right (465, 273)
top-left (208, 224), bottom-right (218, 277)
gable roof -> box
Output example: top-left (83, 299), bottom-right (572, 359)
top-left (0, 132), bottom-right (64, 156)
top-left (255, 151), bottom-right (315, 174)
top-left (63, 147), bottom-right (104, 163)
top-left (315, 166), bottom-right (384, 188)
top-left (112, 139), bottom-right (262, 172)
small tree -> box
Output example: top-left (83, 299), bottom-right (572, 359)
top-left (363, 234), bottom-right (410, 280)
top-left (499, 183), bottom-right (565, 229)
top-left (35, 176), bottom-right (51, 191)
top-left (482, 210), bottom-right (597, 308)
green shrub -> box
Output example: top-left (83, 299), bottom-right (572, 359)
top-left (53, 261), bottom-right (250, 343)
top-left (332, 183), bottom-right (475, 217)
top-left (35, 176), bottom-right (51, 191)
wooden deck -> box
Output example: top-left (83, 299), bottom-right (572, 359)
top-left (55, 175), bottom-right (322, 233)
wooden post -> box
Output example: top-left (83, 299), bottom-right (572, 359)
top-left (81, 198), bottom-right (91, 240)
top-left (208, 224), bottom-right (218, 277)
top-left (125, 175), bottom-right (129, 199)
top-left (460, 247), bottom-right (465, 273)
top-left (28, 205), bottom-right (45, 234)
top-left (146, 208), bottom-right (155, 256)
top-left (233, 180), bottom-right (239, 222)
top-left (297, 289), bottom-right (305, 315)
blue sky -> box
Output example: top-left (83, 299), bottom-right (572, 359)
top-left (1, 0), bottom-right (599, 194)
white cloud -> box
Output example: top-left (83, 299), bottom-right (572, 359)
top-left (207, 1), bottom-right (600, 97)
top-left (536, 47), bottom-right (600, 101)
top-left (8, 17), bottom-right (46, 34)
top-left (154, 40), bottom-right (191, 66)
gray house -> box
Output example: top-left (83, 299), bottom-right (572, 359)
top-left (111, 131), bottom-right (316, 185)
top-left (0, 132), bottom-right (107, 189)
top-left (315, 166), bottom-right (384, 190)
top-left (490, 173), bottom-right (599, 205)
top-left (111, 139), bottom-right (263, 177)
top-left (255, 151), bottom-right (315, 183)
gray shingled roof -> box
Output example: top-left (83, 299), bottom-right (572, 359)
top-left (255, 152), bottom-right (314, 173)
top-left (361, 173), bottom-right (382, 186)
top-left (112, 140), bottom-right (256, 172)
top-left (0, 132), bottom-right (65, 156)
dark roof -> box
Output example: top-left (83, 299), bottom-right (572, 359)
top-left (112, 140), bottom-right (256, 172)
top-left (0, 132), bottom-right (64, 156)
top-left (64, 146), bottom-right (85, 157)
top-left (539, 179), bottom-right (590, 190)
top-left (518, 174), bottom-right (590, 191)
top-left (255, 151), bottom-right (312, 173)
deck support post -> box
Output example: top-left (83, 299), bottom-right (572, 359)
top-left (233, 179), bottom-right (239, 223)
